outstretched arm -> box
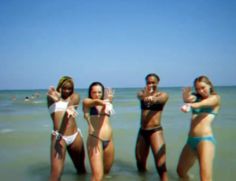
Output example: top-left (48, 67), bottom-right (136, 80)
top-left (190, 94), bottom-right (220, 109)
top-left (137, 87), bottom-right (151, 101)
top-left (83, 98), bottom-right (106, 108)
top-left (151, 92), bottom-right (169, 105)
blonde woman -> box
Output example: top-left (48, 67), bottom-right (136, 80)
top-left (177, 75), bottom-right (221, 181)
top-left (47, 76), bottom-right (86, 181)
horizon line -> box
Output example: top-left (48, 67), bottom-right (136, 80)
top-left (0, 84), bottom-right (236, 91)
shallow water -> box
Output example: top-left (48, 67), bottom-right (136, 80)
top-left (0, 87), bottom-right (235, 180)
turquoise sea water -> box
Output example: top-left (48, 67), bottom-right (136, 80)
top-left (0, 86), bottom-right (235, 181)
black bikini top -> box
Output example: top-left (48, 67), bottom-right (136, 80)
top-left (140, 100), bottom-right (164, 111)
top-left (90, 106), bottom-right (110, 116)
top-left (90, 107), bottom-right (98, 115)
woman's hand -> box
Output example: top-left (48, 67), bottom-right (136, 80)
top-left (104, 88), bottom-right (115, 102)
top-left (181, 103), bottom-right (191, 113)
top-left (182, 87), bottom-right (196, 102)
top-left (55, 137), bottom-right (63, 159)
top-left (182, 87), bottom-right (191, 99)
top-left (48, 86), bottom-right (61, 102)
top-left (88, 124), bottom-right (95, 135)
top-left (66, 105), bottom-right (78, 118)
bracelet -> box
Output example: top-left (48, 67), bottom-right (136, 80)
top-left (56, 134), bottom-right (62, 141)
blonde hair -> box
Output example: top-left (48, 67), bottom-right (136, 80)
top-left (194, 75), bottom-right (216, 94)
top-left (56, 76), bottom-right (74, 93)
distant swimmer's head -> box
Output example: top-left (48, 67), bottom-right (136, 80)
top-left (57, 76), bottom-right (74, 98)
top-left (24, 96), bottom-right (30, 101)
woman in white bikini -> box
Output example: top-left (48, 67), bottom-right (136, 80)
top-left (177, 75), bottom-right (221, 181)
top-left (83, 82), bottom-right (115, 181)
top-left (47, 76), bottom-right (86, 181)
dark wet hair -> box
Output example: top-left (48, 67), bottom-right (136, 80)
top-left (56, 76), bottom-right (74, 93)
top-left (145, 73), bottom-right (160, 82)
top-left (194, 75), bottom-right (215, 94)
top-left (88, 82), bottom-right (105, 100)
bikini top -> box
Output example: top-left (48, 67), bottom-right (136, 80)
top-left (90, 106), bottom-right (110, 116)
top-left (90, 107), bottom-right (99, 115)
top-left (89, 101), bottom-right (114, 117)
top-left (192, 95), bottom-right (218, 116)
top-left (192, 107), bottom-right (218, 116)
top-left (140, 100), bottom-right (164, 111)
top-left (48, 100), bottom-right (68, 114)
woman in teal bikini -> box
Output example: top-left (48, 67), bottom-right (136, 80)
top-left (47, 76), bottom-right (86, 181)
top-left (83, 82), bottom-right (115, 181)
top-left (177, 75), bottom-right (221, 181)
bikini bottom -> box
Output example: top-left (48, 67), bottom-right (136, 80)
top-left (89, 134), bottom-right (110, 149)
top-left (187, 135), bottom-right (216, 151)
top-left (52, 128), bottom-right (82, 146)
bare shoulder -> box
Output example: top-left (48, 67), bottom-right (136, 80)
top-left (137, 89), bottom-right (144, 96)
top-left (70, 93), bottom-right (80, 105)
top-left (211, 94), bottom-right (221, 104)
top-left (158, 91), bottom-right (169, 100)
top-left (83, 98), bottom-right (92, 106)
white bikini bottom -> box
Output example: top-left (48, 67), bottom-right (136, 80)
top-left (52, 128), bottom-right (82, 146)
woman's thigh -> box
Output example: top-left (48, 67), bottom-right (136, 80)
top-left (87, 136), bottom-right (104, 173)
top-left (197, 141), bottom-right (215, 179)
top-left (177, 144), bottom-right (196, 174)
top-left (103, 140), bottom-right (114, 172)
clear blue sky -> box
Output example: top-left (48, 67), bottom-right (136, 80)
top-left (0, 0), bottom-right (235, 90)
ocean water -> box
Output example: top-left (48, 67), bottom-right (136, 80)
top-left (0, 87), bottom-right (235, 181)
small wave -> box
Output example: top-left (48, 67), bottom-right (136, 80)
top-left (43, 124), bottom-right (50, 128)
top-left (0, 128), bottom-right (14, 134)
top-left (33, 100), bottom-right (44, 104)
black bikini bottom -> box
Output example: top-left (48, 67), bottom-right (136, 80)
top-left (89, 134), bottom-right (110, 149)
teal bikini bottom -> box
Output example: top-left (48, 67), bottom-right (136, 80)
top-left (187, 135), bottom-right (216, 151)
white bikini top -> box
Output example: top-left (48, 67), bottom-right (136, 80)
top-left (48, 100), bottom-right (69, 114)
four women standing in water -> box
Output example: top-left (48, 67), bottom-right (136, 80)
top-left (47, 74), bottom-right (220, 181)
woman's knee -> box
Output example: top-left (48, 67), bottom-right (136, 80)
top-left (49, 170), bottom-right (62, 181)
top-left (92, 172), bottom-right (103, 181)
top-left (177, 165), bottom-right (189, 179)
top-left (104, 167), bottom-right (111, 174)
top-left (157, 163), bottom-right (167, 177)
top-left (200, 168), bottom-right (212, 181)
top-left (176, 166), bottom-right (183, 177)
top-left (136, 159), bottom-right (147, 172)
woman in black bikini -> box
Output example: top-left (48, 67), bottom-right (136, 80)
top-left (83, 82), bottom-right (115, 181)
top-left (135, 73), bottom-right (169, 181)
